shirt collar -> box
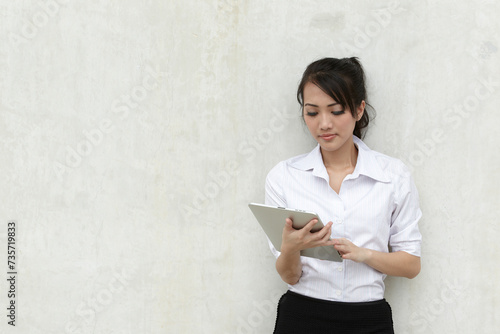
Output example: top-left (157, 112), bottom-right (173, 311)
top-left (352, 136), bottom-right (391, 183)
top-left (289, 144), bottom-right (328, 180)
top-left (289, 136), bottom-right (391, 183)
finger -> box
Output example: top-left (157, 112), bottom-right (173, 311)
top-left (333, 237), bottom-right (349, 245)
top-left (334, 244), bottom-right (347, 252)
top-left (318, 222), bottom-right (333, 240)
top-left (320, 221), bottom-right (333, 233)
top-left (283, 218), bottom-right (294, 231)
top-left (316, 220), bottom-right (333, 238)
top-left (321, 229), bottom-right (334, 244)
top-left (309, 224), bottom-right (331, 244)
top-left (302, 218), bottom-right (319, 233)
top-left (325, 239), bottom-right (336, 247)
top-left (341, 252), bottom-right (351, 260)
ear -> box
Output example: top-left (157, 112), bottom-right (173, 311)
top-left (356, 101), bottom-right (365, 121)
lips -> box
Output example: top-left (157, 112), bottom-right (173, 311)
top-left (319, 134), bottom-right (336, 140)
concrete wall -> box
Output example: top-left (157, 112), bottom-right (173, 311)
top-left (1, 0), bottom-right (498, 333)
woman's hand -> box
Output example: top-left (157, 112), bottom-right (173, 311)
top-left (280, 218), bottom-right (334, 253)
top-left (276, 218), bottom-right (334, 285)
top-left (332, 238), bottom-right (421, 278)
top-left (332, 238), bottom-right (370, 262)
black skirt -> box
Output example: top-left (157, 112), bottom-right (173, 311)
top-left (274, 291), bottom-right (394, 334)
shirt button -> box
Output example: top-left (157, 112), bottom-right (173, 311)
top-left (336, 219), bottom-right (343, 224)
top-left (337, 266), bottom-right (343, 272)
top-left (336, 290), bottom-right (341, 296)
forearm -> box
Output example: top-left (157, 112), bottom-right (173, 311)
top-left (275, 218), bottom-right (334, 284)
top-left (363, 250), bottom-right (421, 279)
top-left (276, 248), bottom-right (302, 285)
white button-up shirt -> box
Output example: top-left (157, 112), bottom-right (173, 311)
top-left (265, 136), bottom-right (422, 302)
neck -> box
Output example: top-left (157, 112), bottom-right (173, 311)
top-left (320, 137), bottom-right (358, 171)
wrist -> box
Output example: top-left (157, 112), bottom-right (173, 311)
top-left (280, 244), bottom-right (301, 256)
top-left (362, 248), bottom-right (373, 263)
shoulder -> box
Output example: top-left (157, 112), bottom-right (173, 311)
top-left (368, 149), bottom-right (418, 205)
top-left (266, 151), bottom-right (311, 179)
top-left (372, 150), bottom-right (412, 181)
top-left (356, 136), bottom-right (412, 182)
top-left (265, 152), bottom-right (311, 205)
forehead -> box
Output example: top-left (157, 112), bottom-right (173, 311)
top-left (303, 82), bottom-right (338, 105)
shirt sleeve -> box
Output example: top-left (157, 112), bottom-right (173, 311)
top-left (389, 165), bottom-right (423, 257)
top-left (264, 162), bottom-right (286, 258)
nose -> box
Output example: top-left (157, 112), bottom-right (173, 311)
top-left (319, 113), bottom-right (333, 130)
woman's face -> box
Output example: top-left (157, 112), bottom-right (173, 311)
top-left (302, 82), bottom-right (364, 154)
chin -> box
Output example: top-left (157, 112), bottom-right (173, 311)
top-left (317, 137), bottom-right (350, 152)
top-left (318, 142), bottom-right (342, 152)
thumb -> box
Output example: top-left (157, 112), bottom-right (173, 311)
top-left (284, 218), bottom-right (294, 230)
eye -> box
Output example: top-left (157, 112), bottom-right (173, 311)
top-left (332, 110), bottom-right (345, 116)
top-left (305, 111), bottom-right (318, 117)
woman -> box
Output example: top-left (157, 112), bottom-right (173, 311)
top-left (265, 57), bottom-right (422, 333)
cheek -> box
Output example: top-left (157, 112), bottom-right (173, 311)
top-left (304, 117), bottom-right (316, 131)
top-left (338, 115), bottom-right (357, 131)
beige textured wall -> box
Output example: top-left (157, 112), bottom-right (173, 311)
top-left (1, 0), bottom-right (499, 333)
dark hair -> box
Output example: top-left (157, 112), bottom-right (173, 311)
top-left (297, 57), bottom-right (373, 139)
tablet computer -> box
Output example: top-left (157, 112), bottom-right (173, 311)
top-left (248, 203), bottom-right (342, 262)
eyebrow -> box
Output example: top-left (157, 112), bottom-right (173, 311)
top-left (304, 103), bottom-right (340, 107)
